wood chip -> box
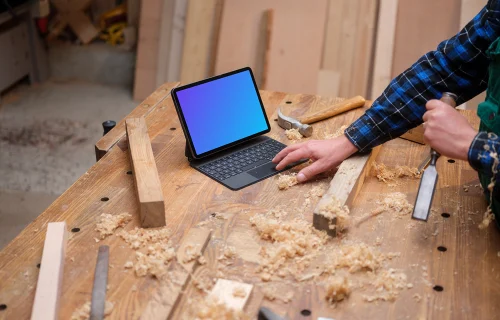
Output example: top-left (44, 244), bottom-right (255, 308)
top-left (187, 296), bottom-right (250, 319)
top-left (318, 197), bottom-right (350, 231)
top-left (277, 173), bottom-right (298, 190)
top-left (371, 162), bottom-right (421, 185)
top-left (285, 128), bottom-right (303, 140)
top-left (96, 212), bottom-right (132, 239)
top-left (71, 301), bottom-right (114, 320)
top-left (325, 276), bottom-right (351, 303)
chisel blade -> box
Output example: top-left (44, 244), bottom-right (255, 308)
top-left (412, 165), bottom-right (438, 221)
top-left (90, 245), bottom-right (109, 320)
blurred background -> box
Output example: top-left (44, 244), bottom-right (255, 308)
top-left (0, 0), bottom-right (487, 247)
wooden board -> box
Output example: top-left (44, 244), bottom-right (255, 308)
top-left (1, 86), bottom-right (499, 320)
top-left (322, 0), bottom-right (378, 98)
top-left (209, 279), bottom-right (253, 310)
top-left (30, 222), bottom-right (68, 320)
top-left (391, 0), bottom-right (461, 77)
top-left (96, 82), bottom-right (180, 161)
top-left (215, 0), bottom-right (327, 94)
top-left (126, 118), bottom-right (166, 228)
top-left (67, 11), bottom-right (99, 44)
top-left (371, 0), bottom-right (398, 98)
top-left (180, 0), bottom-right (222, 84)
top-left (316, 70), bottom-right (341, 98)
top-left (313, 147), bottom-right (381, 236)
top-left (141, 228), bottom-right (212, 319)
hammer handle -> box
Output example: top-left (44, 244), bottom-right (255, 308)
top-left (298, 95), bottom-right (366, 124)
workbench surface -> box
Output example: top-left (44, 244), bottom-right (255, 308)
top-left (1, 83), bottom-right (499, 319)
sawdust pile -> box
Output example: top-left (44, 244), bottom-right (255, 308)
top-left (372, 162), bottom-right (421, 185)
top-left (285, 128), bottom-right (303, 140)
top-left (70, 301), bottom-right (114, 320)
top-left (277, 172), bottom-right (298, 190)
top-left (325, 276), bottom-right (351, 303)
top-left (95, 212), bottom-right (132, 239)
top-left (367, 192), bottom-right (413, 221)
top-left (187, 296), bottom-right (250, 320)
top-left (317, 197), bottom-right (350, 231)
top-left (250, 210), bottom-right (328, 278)
top-left (323, 125), bottom-right (349, 139)
top-left (118, 227), bottom-right (175, 278)
top-left (331, 243), bottom-right (382, 273)
top-left (363, 269), bottom-right (409, 302)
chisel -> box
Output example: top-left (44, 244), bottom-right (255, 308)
top-left (412, 92), bottom-right (458, 221)
top-left (90, 245), bottom-right (109, 320)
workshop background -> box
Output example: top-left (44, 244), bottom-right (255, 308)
top-left (0, 0), bottom-right (487, 248)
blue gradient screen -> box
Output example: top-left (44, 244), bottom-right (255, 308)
top-left (176, 70), bottom-right (269, 156)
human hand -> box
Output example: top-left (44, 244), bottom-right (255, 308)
top-left (272, 135), bottom-right (358, 182)
top-left (422, 99), bottom-right (477, 161)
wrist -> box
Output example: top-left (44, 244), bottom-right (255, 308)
top-left (339, 135), bottom-right (359, 156)
top-left (460, 129), bottom-right (478, 161)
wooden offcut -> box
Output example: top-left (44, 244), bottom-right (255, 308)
top-left (142, 228), bottom-right (212, 319)
top-left (30, 222), bottom-right (68, 320)
top-left (313, 147), bottom-right (381, 236)
top-left (49, 0), bottom-right (98, 44)
top-left (209, 279), bottom-right (253, 310)
top-left (125, 117), bottom-right (166, 228)
top-left (400, 124), bottom-right (425, 144)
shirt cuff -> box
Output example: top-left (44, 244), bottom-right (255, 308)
top-left (468, 131), bottom-right (496, 174)
top-left (345, 114), bottom-right (388, 152)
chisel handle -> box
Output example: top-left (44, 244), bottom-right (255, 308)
top-left (298, 95), bottom-right (365, 124)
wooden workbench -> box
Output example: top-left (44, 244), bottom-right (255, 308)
top-left (1, 83), bottom-right (500, 319)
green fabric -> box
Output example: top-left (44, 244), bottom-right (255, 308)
top-left (477, 37), bottom-right (500, 224)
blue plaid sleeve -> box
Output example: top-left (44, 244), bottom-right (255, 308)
top-left (469, 131), bottom-right (500, 183)
top-left (345, 0), bottom-right (500, 152)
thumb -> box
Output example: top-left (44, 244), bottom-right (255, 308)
top-left (297, 161), bottom-right (328, 183)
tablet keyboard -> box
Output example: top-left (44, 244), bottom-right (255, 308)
top-left (199, 139), bottom-right (286, 180)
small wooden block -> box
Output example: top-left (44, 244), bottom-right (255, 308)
top-left (31, 222), bottom-right (68, 320)
top-left (126, 117), bottom-right (166, 228)
top-left (209, 279), bottom-right (253, 311)
top-left (313, 147), bottom-right (381, 237)
top-left (400, 124), bottom-right (425, 144)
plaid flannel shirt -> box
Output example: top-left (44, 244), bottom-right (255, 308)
top-left (345, 0), bottom-right (500, 180)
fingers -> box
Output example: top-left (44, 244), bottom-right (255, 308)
top-left (425, 99), bottom-right (446, 111)
top-left (272, 142), bottom-right (306, 164)
top-left (297, 160), bottom-right (329, 182)
top-left (275, 147), bottom-right (311, 170)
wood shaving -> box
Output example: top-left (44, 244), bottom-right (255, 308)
top-left (480, 145), bottom-right (499, 229)
top-left (324, 125), bottom-right (348, 139)
top-left (363, 268), bottom-right (408, 302)
top-left (182, 244), bottom-right (201, 263)
top-left (318, 197), bottom-right (350, 231)
top-left (285, 128), bottom-right (303, 140)
top-left (277, 172), bottom-right (298, 190)
top-left (95, 212), bottom-right (132, 239)
top-left (261, 286), bottom-right (294, 303)
top-left (198, 256), bottom-right (207, 265)
top-left (332, 243), bottom-right (382, 273)
top-left (188, 296), bottom-right (250, 320)
top-left (124, 261), bottom-right (133, 269)
top-left (370, 192), bottom-right (413, 219)
top-left (232, 287), bottom-right (247, 298)
top-left (413, 293), bottom-right (422, 302)
top-left (71, 301), bottom-right (114, 320)
top-left (117, 227), bottom-right (174, 278)
top-left (371, 162), bottom-right (421, 185)
top-left (325, 276), bottom-right (351, 303)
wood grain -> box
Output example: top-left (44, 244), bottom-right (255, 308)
top-left (126, 118), bottom-right (166, 228)
top-left (30, 222), bottom-right (68, 320)
top-left (298, 96), bottom-right (366, 124)
top-left (215, 0), bottom-right (327, 94)
top-left (209, 279), bottom-right (253, 310)
top-left (1, 86), bottom-right (499, 320)
top-left (141, 228), bottom-right (212, 319)
top-left (313, 147), bottom-right (381, 236)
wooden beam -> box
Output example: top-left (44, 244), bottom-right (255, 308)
top-left (370, 0), bottom-right (398, 98)
top-left (30, 222), bottom-right (68, 320)
top-left (142, 228), bottom-right (212, 319)
top-left (126, 117), bottom-right (166, 228)
top-left (95, 82), bottom-right (180, 161)
top-left (313, 147), bottom-right (381, 236)
top-left (209, 279), bottom-right (253, 310)
top-left (180, 0), bottom-right (222, 84)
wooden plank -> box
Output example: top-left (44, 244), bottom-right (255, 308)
top-left (141, 228), bottom-right (212, 319)
top-left (209, 279), bottom-right (253, 310)
top-left (322, 0), bottom-right (378, 98)
top-left (180, 0), bottom-right (221, 84)
top-left (215, 0), bottom-right (327, 94)
top-left (134, 0), bottom-right (163, 101)
top-left (313, 147), bottom-right (381, 236)
top-left (95, 82), bottom-right (180, 161)
top-left (30, 222), bottom-right (68, 320)
top-left (316, 70), bottom-right (341, 98)
top-left (391, 0), bottom-right (460, 77)
top-left (126, 117), bottom-right (166, 228)
top-left (370, 0), bottom-right (398, 98)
